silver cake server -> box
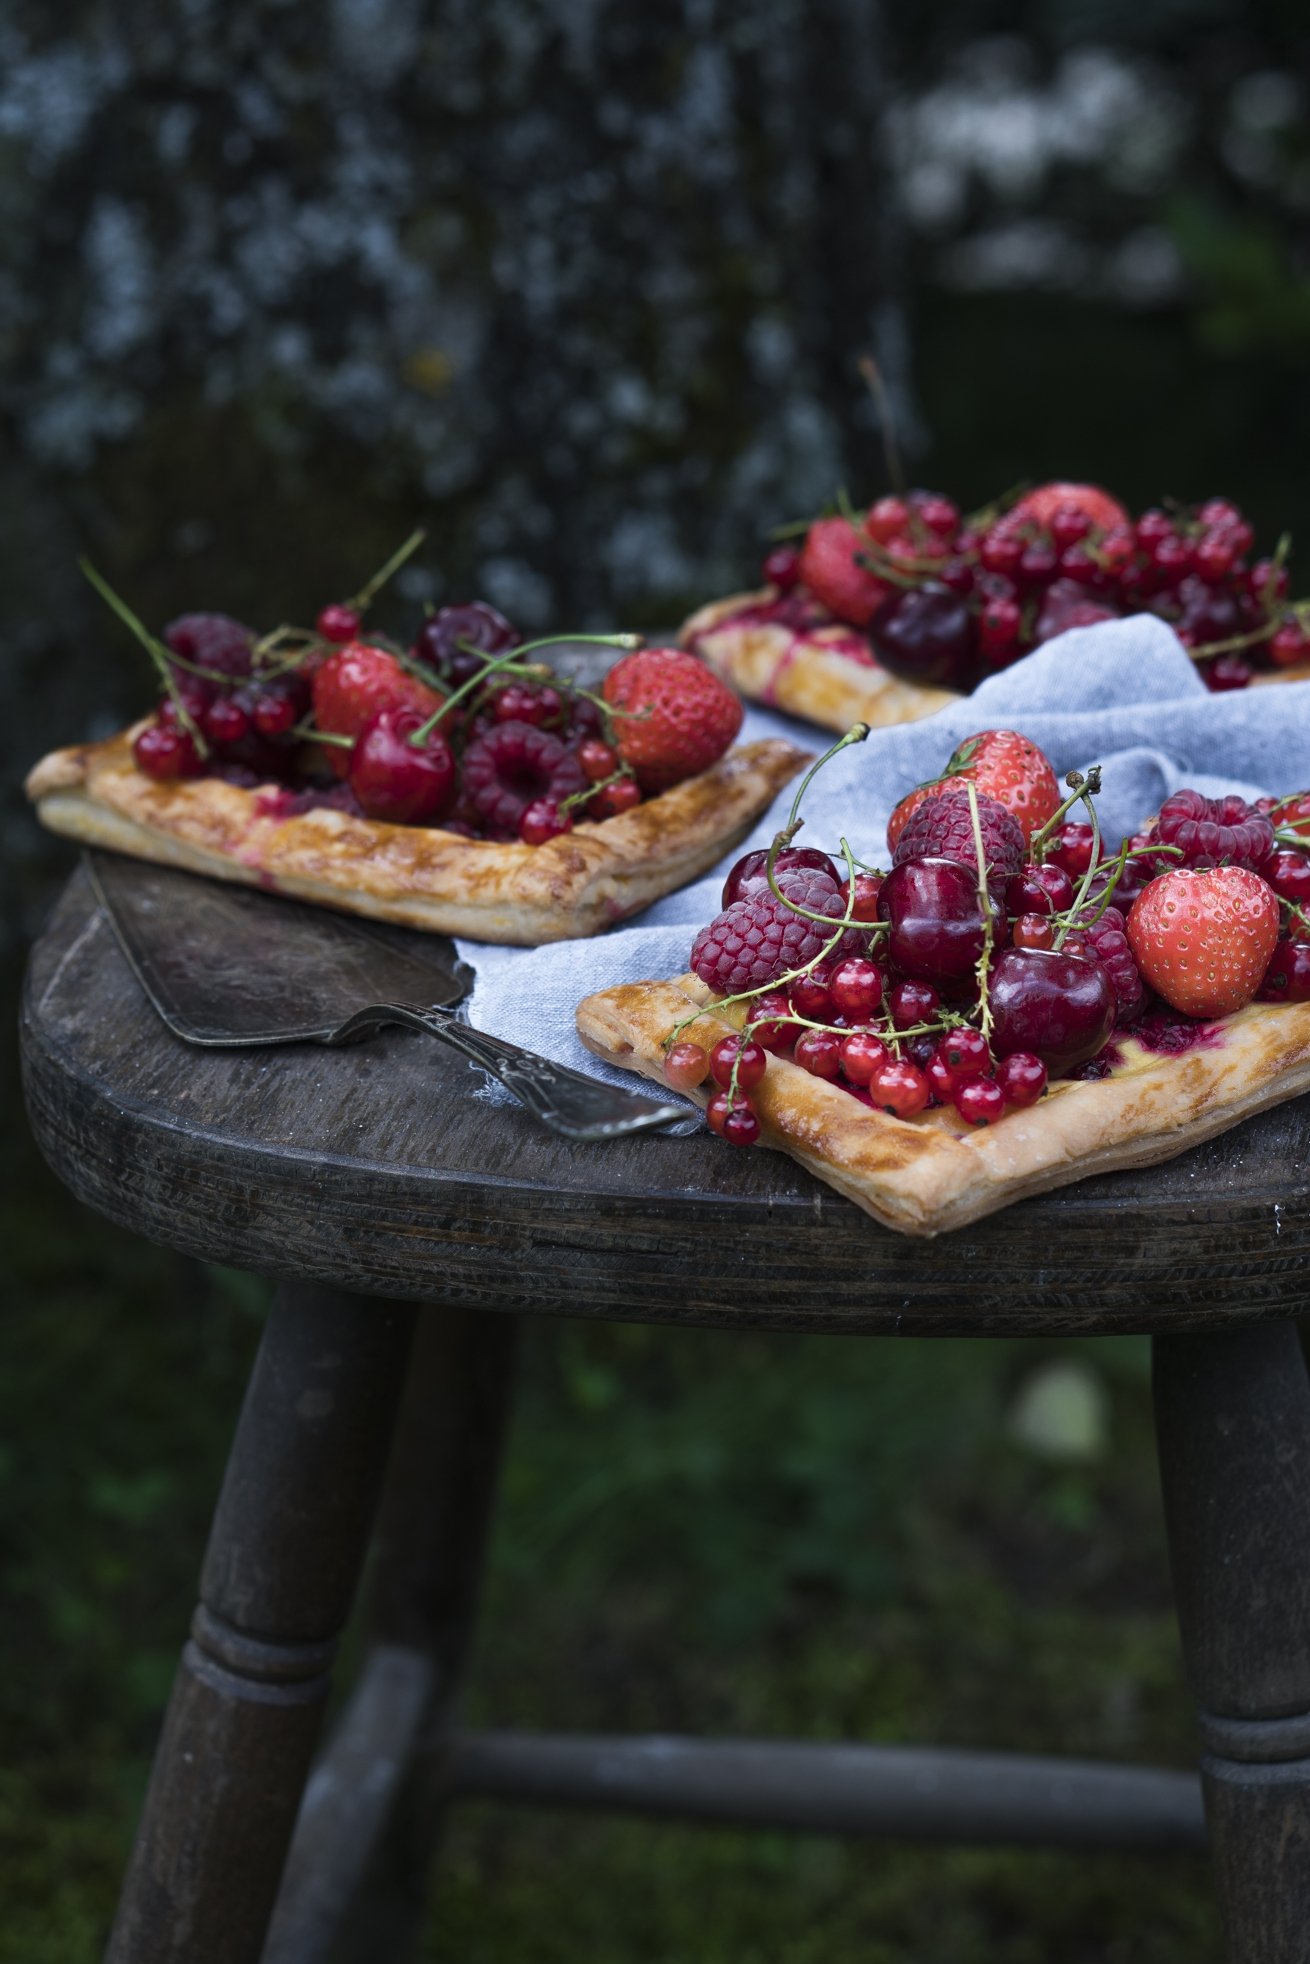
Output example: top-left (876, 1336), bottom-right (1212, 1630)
top-left (86, 852), bottom-right (684, 1142)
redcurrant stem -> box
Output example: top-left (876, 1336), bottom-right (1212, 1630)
top-left (346, 527), bottom-right (426, 613)
top-left (406, 632), bottom-right (641, 748)
top-left (965, 783), bottom-right (995, 1042)
top-left (1051, 786), bottom-right (1103, 953)
top-left (1275, 822), bottom-right (1310, 848)
top-left (1028, 766), bottom-right (1102, 860)
top-left (1188, 619), bottom-right (1279, 661)
top-left (558, 767), bottom-right (632, 816)
top-left (79, 558), bottom-right (211, 757)
top-left (856, 353), bottom-right (906, 498)
top-left (1281, 896), bottom-right (1310, 937)
top-left (963, 481), bottom-right (1030, 533)
top-left (768, 516), bottom-right (819, 541)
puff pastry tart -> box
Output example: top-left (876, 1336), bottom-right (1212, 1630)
top-left (28, 562), bottom-right (810, 943)
top-left (26, 727), bottom-right (808, 945)
top-left (680, 480), bottom-right (1310, 735)
top-left (577, 974), bottom-right (1310, 1238)
top-left (577, 729), bottom-right (1310, 1235)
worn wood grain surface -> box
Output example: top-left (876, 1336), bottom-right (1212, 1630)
top-left (20, 862), bottom-right (1310, 1336)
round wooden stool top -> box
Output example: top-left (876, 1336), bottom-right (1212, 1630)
top-left (20, 861), bottom-right (1310, 1337)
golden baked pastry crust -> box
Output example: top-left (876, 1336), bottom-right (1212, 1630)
top-left (683, 590), bottom-right (1310, 732)
top-left (681, 589), bottom-right (959, 734)
top-left (26, 727), bottom-right (810, 945)
top-left (576, 973), bottom-right (1310, 1237)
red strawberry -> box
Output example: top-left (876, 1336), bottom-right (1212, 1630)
top-left (797, 516), bottom-right (891, 627)
top-left (312, 642), bottom-right (444, 777)
top-left (1011, 482), bottom-right (1129, 534)
top-left (1126, 867), bottom-right (1280, 1018)
top-left (602, 647), bottom-right (743, 793)
top-left (887, 730), bottom-right (1061, 852)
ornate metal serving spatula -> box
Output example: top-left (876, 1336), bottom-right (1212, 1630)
top-left (87, 852), bottom-right (685, 1141)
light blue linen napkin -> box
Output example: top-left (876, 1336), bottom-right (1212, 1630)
top-left (457, 615), bottom-right (1310, 1090)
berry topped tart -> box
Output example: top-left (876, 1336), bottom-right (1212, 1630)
top-left (576, 726), bottom-right (1310, 1236)
top-left (681, 482), bottom-right (1310, 735)
top-left (26, 535), bottom-right (809, 944)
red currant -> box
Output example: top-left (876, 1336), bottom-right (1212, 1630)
top-left (134, 720), bottom-right (203, 780)
top-left (664, 1041), bottom-right (709, 1090)
top-left (251, 687), bottom-right (301, 739)
top-left (839, 1030), bottom-right (891, 1086)
top-left (493, 684), bottom-right (546, 726)
top-left (519, 798), bottom-right (573, 845)
top-left (837, 872), bottom-right (884, 921)
top-left (593, 777), bottom-right (642, 817)
top-left (866, 494), bottom-right (911, 542)
top-left (927, 1053), bottom-right (956, 1104)
top-left (706, 1089), bottom-right (760, 1145)
top-left (203, 695), bottom-right (250, 747)
top-left (1268, 850), bottom-right (1310, 908)
top-left (915, 493), bottom-right (960, 538)
top-left (790, 966), bottom-right (834, 1021)
top-left (954, 1076), bottom-right (1005, 1126)
top-left (748, 992), bottom-right (800, 1051)
top-left (1050, 505), bottom-right (1092, 551)
top-left (1258, 940), bottom-right (1310, 1004)
top-left (1136, 509), bottom-right (1174, 548)
top-left (829, 957), bottom-right (884, 1019)
top-left (579, 738), bottom-right (618, 782)
top-left (980, 530), bottom-right (1024, 578)
top-left (1203, 654), bottom-right (1252, 692)
top-left (709, 1035), bottom-right (768, 1092)
top-left (869, 1057), bottom-right (930, 1118)
top-left (937, 1027), bottom-right (992, 1080)
top-left (794, 1028), bottom-right (843, 1079)
top-left (763, 544), bottom-right (802, 589)
top-left (317, 603), bottom-right (362, 644)
top-left (1017, 542), bottom-right (1058, 589)
top-left (1151, 535), bottom-right (1192, 582)
top-left (994, 1051), bottom-right (1048, 1108)
top-left (1197, 498), bottom-right (1241, 530)
top-left (1192, 532), bottom-right (1235, 583)
top-left (1269, 622), bottom-right (1310, 668)
top-left (1248, 559), bottom-right (1289, 605)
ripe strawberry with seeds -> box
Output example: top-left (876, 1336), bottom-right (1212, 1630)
top-left (797, 515), bottom-right (891, 626)
top-left (1127, 868), bottom-right (1280, 1018)
top-left (1010, 482), bottom-right (1129, 535)
top-left (603, 647), bottom-right (743, 793)
top-left (887, 730), bottom-right (1061, 852)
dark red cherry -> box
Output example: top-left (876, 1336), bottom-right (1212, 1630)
top-left (989, 948), bottom-right (1115, 1073)
top-left (878, 857), bottom-right (998, 983)
top-left (868, 584), bottom-right (976, 689)
top-left (1258, 940), bottom-right (1310, 1003)
top-left (349, 707), bottom-right (457, 824)
top-left (721, 846), bottom-right (839, 908)
top-left (412, 602), bottom-right (521, 687)
top-left (888, 978), bottom-right (940, 1029)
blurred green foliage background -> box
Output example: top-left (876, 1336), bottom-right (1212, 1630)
top-left (7, 0), bottom-right (1310, 1955)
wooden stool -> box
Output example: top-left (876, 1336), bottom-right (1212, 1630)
top-left (21, 862), bottom-right (1310, 1964)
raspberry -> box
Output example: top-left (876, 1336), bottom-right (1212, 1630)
top-left (461, 720), bottom-right (588, 836)
top-left (164, 612), bottom-right (256, 680)
top-left (689, 868), bottom-right (864, 996)
top-left (1067, 907), bottom-right (1147, 1026)
top-left (1156, 789), bottom-right (1274, 874)
top-left (892, 786), bottom-right (1025, 880)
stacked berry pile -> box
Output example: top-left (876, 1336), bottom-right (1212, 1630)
top-left (665, 727), bottom-right (1310, 1147)
top-left (89, 541), bottom-right (744, 846)
top-left (758, 482), bottom-right (1309, 692)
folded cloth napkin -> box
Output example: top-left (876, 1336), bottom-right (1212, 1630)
top-left (458, 615), bottom-right (1310, 1094)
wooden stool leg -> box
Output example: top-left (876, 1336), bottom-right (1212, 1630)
top-left (103, 1281), bottom-right (415, 1964)
top-left (1154, 1323), bottom-right (1310, 1964)
top-left (264, 1303), bottom-right (518, 1963)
